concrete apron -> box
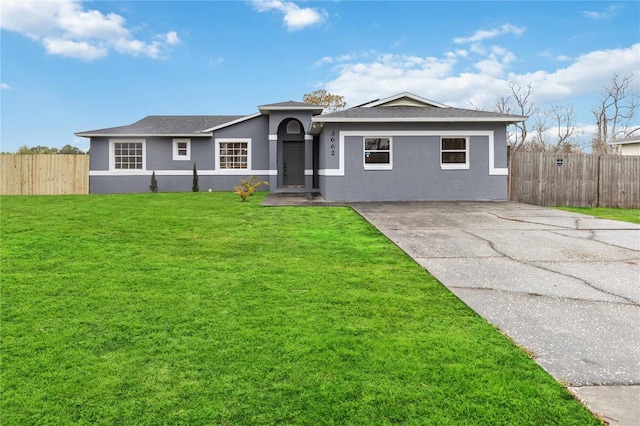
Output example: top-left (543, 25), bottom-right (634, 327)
top-left (351, 201), bottom-right (640, 425)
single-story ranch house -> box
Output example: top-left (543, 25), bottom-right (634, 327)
top-left (75, 92), bottom-right (527, 201)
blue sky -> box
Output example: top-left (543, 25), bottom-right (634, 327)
top-left (1, 0), bottom-right (639, 152)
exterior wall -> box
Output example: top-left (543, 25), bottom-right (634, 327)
top-left (620, 143), bottom-right (640, 156)
top-left (318, 122), bottom-right (509, 201)
top-left (88, 110), bottom-right (510, 200)
top-left (89, 174), bottom-right (271, 194)
top-left (89, 116), bottom-right (270, 194)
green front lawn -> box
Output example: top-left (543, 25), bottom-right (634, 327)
top-left (555, 206), bottom-right (640, 224)
top-left (1, 193), bottom-right (599, 425)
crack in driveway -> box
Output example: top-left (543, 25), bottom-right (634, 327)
top-left (448, 285), bottom-right (637, 306)
top-left (461, 229), bottom-right (638, 305)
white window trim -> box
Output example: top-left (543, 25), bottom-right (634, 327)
top-left (172, 138), bottom-right (191, 161)
top-left (441, 136), bottom-right (470, 170)
top-left (109, 139), bottom-right (146, 173)
top-left (215, 138), bottom-right (252, 173)
top-left (363, 136), bottom-right (393, 170)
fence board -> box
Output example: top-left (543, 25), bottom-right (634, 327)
top-left (0, 155), bottom-right (89, 195)
top-left (509, 151), bottom-right (639, 209)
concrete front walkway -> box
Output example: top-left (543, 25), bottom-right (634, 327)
top-left (351, 201), bottom-right (640, 425)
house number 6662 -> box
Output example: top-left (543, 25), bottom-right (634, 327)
top-left (330, 131), bottom-right (336, 156)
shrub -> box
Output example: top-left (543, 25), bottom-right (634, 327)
top-left (192, 163), bottom-right (199, 192)
top-left (150, 171), bottom-right (158, 193)
top-left (234, 176), bottom-right (269, 201)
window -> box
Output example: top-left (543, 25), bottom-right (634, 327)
top-left (111, 140), bottom-right (144, 170)
top-left (173, 138), bottom-right (191, 161)
top-left (286, 120), bottom-right (301, 134)
top-left (364, 137), bottom-right (392, 170)
top-left (441, 137), bottom-right (469, 169)
top-left (218, 140), bottom-right (248, 169)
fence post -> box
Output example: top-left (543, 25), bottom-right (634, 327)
top-left (596, 156), bottom-right (600, 207)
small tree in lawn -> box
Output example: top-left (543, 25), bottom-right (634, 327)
top-left (150, 171), bottom-right (158, 193)
top-left (192, 163), bottom-right (199, 192)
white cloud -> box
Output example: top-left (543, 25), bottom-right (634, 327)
top-left (0, 0), bottom-right (180, 60)
top-left (453, 24), bottom-right (525, 44)
top-left (314, 52), bottom-right (365, 67)
top-left (319, 43), bottom-right (640, 116)
top-left (43, 38), bottom-right (108, 60)
top-left (508, 44), bottom-right (640, 104)
top-left (582, 5), bottom-right (622, 19)
top-left (249, 0), bottom-right (327, 31)
top-left (164, 31), bottom-right (180, 46)
top-left (1, 83), bottom-right (12, 90)
top-left (208, 56), bottom-right (224, 66)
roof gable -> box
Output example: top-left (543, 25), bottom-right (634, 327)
top-left (361, 92), bottom-right (449, 109)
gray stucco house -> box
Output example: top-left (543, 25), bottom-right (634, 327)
top-left (75, 92), bottom-right (526, 201)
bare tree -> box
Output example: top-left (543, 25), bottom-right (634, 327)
top-left (549, 104), bottom-right (582, 153)
top-left (527, 111), bottom-right (550, 151)
top-left (590, 73), bottom-right (640, 154)
top-left (466, 97), bottom-right (484, 111)
top-left (495, 81), bottom-right (537, 150)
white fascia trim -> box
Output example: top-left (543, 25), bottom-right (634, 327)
top-left (202, 112), bottom-right (262, 132)
top-left (312, 116), bottom-right (526, 123)
top-left (76, 133), bottom-right (212, 138)
top-left (319, 130), bottom-right (506, 177)
top-left (90, 169), bottom-right (277, 177)
top-left (609, 139), bottom-right (640, 145)
top-left (363, 92), bottom-right (450, 108)
top-left (258, 106), bottom-right (323, 112)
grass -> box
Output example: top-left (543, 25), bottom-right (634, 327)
top-left (1, 192), bottom-right (600, 425)
top-left (555, 206), bottom-right (640, 224)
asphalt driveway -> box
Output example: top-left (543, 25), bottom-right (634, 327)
top-left (351, 201), bottom-right (640, 425)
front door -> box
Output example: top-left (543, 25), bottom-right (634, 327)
top-left (283, 142), bottom-right (304, 186)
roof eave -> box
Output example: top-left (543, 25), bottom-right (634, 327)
top-left (311, 116), bottom-right (528, 123)
top-left (609, 140), bottom-right (640, 145)
top-left (258, 106), bottom-right (324, 114)
top-left (74, 132), bottom-right (213, 138)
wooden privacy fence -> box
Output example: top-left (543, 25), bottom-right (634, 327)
top-left (0, 154), bottom-right (89, 195)
top-left (509, 151), bottom-right (640, 208)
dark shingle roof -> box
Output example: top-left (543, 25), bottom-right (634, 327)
top-left (75, 115), bottom-right (245, 137)
top-left (313, 106), bottom-right (526, 123)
